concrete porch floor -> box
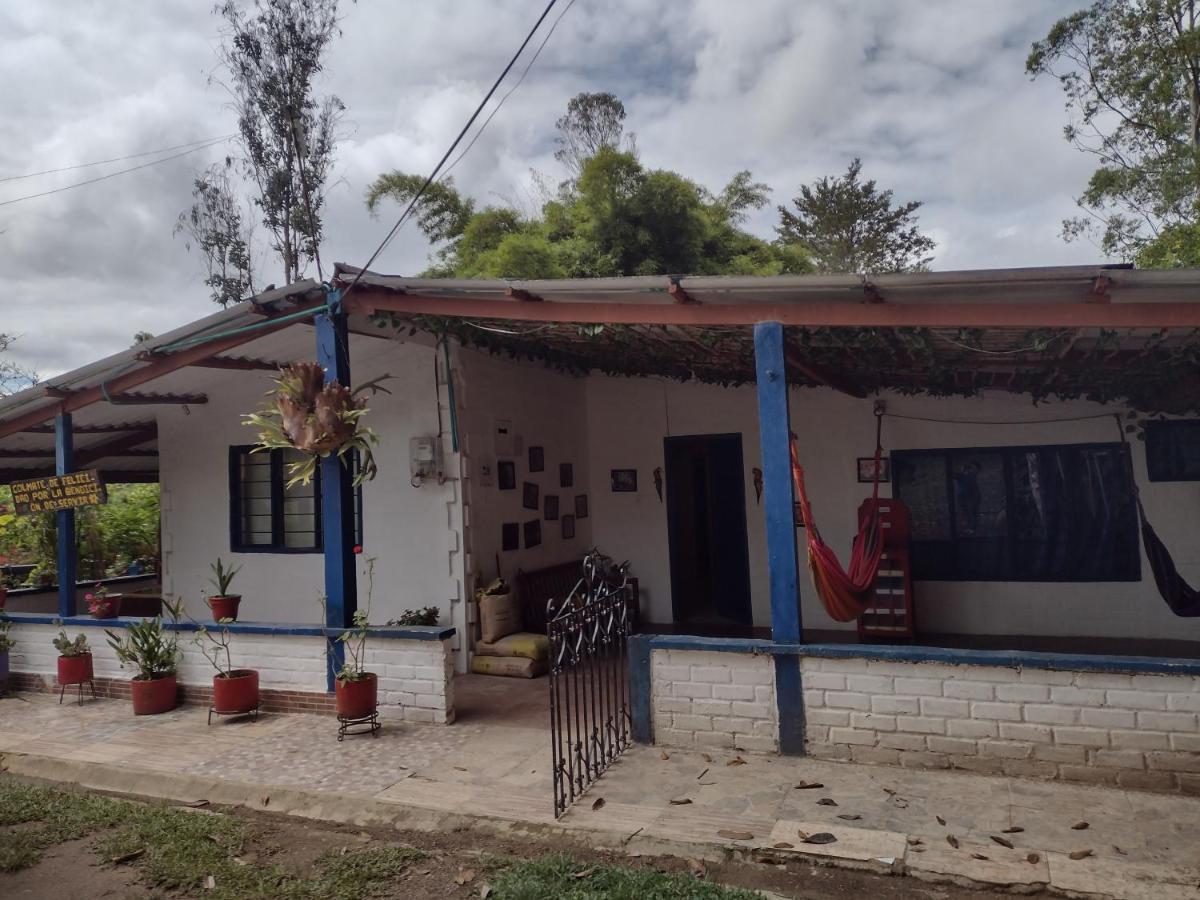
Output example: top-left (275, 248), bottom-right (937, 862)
top-left (1, 689), bottom-right (1197, 899)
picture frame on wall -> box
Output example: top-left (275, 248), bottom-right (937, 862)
top-left (561, 514), bottom-right (575, 540)
top-left (610, 468), bottom-right (637, 492)
top-left (528, 445), bottom-right (545, 473)
top-left (522, 481), bottom-right (540, 510)
top-left (574, 493), bottom-right (589, 518)
top-left (559, 462), bottom-right (573, 488)
top-left (857, 456), bottom-right (890, 483)
top-left (544, 494), bottom-right (559, 520)
top-left (523, 519), bottom-right (542, 548)
top-left (501, 522), bottom-right (519, 551)
top-left (497, 460), bottom-right (516, 490)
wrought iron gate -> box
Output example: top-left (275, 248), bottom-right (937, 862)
top-left (547, 551), bottom-right (633, 818)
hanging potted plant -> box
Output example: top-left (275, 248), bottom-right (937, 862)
top-left (52, 630), bottom-right (93, 689)
top-left (242, 362), bottom-right (384, 488)
top-left (194, 620), bottom-right (259, 722)
top-left (205, 558), bottom-right (242, 622)
top-left (106, 600), bottom-right (182, 715)
top-left (0, 620), bottom-right (13, 696)
top-left (86, 584), bottom-right (121, 619)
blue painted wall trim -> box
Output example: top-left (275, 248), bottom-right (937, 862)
top-left (774, 654), bottom-right (806, 755)
top-left (315, 289), bottom-right (357, 630)
top-left (2, 613), bottom-right (455, 642)
top-left (628, 633), bottom-right (653, 744)
top-left (55, 412), bottom-right (77, 618)
top-left (753, 322), bottom-right (801, 643)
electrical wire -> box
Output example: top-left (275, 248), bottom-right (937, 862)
top-left (0, 135), bottom-right (234, 207)
top-left (0, 134), bottom-right (238, 184)
top-left (883, 411), bottom-right (1117, 426)
top-left (339, 0), bottom-right (561, 303)
top-left (934, 331), bottom-right (1074, 356)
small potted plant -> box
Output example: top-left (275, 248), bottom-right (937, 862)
top-left (106, 600), bottom-right (182, 715)
top-left (205, 559), bottom-right (242, 622)
top-left (86, 584), bottom-right (121, 619)
top-left (0, 619), bottom-right (13, 695)
top-left (194, 619), bottom-right (259, 722)
top-left (335, 608), bottom-right (377, 721)
top-left (53, 630), bottom-right (93, 689)
top-left (0, 574), bottom-right (8, 612)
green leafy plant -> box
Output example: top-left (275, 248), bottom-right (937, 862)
top-left (207, 558), bottom-right (241, 597)
top-left (335, 557), bottom-right (375, 683)
top-left (386, 606), bottom-right (439, 627)
top-left (105, 599), bottom-right (182, 681)
top-left (51, 630), bottom-right (89, 658)
top-left (0, 619), bottom-right (14, 653)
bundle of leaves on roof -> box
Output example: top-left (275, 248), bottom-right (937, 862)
top-left (386, 606), bottom-right (439, 627)
top-left (243, 362), bottom-right (384, 487)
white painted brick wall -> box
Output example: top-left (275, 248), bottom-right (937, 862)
top-left (801, 657), bottom-right (1200, 793)
top-left (5, 622), bottom-right (455, 724)
top-left (651, 648), bottom-right (778, 752)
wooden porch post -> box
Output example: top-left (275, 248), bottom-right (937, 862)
top-left (55, 411), bottom-right (77, 617)
top-left (753, 321), bottom-right (806, 755)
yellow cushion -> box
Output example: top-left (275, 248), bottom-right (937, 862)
top-left (470, 655), bottom-right (546, 678)
top-left (475, 632), bottom-right (550, 662)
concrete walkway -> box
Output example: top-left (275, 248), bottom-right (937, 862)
top-left (1, 691), bottom-right (1197, 899)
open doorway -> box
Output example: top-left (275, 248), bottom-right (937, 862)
top-left (664, 433), bottom-right (753, 627)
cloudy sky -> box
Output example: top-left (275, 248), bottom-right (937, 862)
top-left (1, 0), bottom-right (1101, 379)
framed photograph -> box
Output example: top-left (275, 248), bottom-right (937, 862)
top-left (857, 456), bottom-right (891, 484)
top-left (574, 493), bottom-right (589, 519)
top-left (528, 445), bottom-right (544, 473)
top-left (559, 462), bottom-right (574, 488)
top-left (610, 468), bottom-right (637, 492)
top-left (544, 494), bottom-right (559, 520)
top-left (522, 481), bottom-right (540, 510)
top-left (561, 514), bottom-right (575, 540)
top-left (497, 460), bottom-right (516, 491)
top-left (501, 522), bottom-right (519, 551)
top-left (523, 519), bottom-right (542, 548)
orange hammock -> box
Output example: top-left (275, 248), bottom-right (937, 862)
top-left (789, 434), bottom-right (885, 622)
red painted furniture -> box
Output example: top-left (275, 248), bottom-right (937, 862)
top-left (856, 497), bottom-right (916, 640)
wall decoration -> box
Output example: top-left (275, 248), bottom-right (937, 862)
top-left (857, 456), bottom-right (890, 483)
top-left (522, 481), bottom-right (540, 510)
top-left (478, 457), bottom-right (496, 488)
top-left (561, 514), bottom-right (575, 540)
top-left (528, 445), bottom-right (545, 473)
top-left (498, 460), bottom-right (516, 490)
top-left (610, 468), bottom-right (637, 492)
top-left (501, 522), bottom-right (519, 551)
top-left (544, 494), bottom-right (559, 520)
top-left (752, 467), bottom-right (763, 504)
top-left (559, 462), bottom-right (574, 488)
top-left (653, 466), bottom-right (664, 502)
top-left (523, 519), bottom-right (542, 548)
top-left (494, 418), bottom-right (514, 457)
top-left (575, 494), bottom-right (589, 518)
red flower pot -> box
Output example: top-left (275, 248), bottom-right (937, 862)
top-left (335, 673), bottom-right (378, 719)
top-left (130, 674), bottom-right (177, 715)
top-left (57, 653), bottom-right (94, 686)
top-left (212, 669), bottom-right (259, 714)
top-left (206, 595), bottom-right (241, 622)
top-left (0, 585), bottom-right (7, 612)
top-left (90, 596), bottom-right (121, 619)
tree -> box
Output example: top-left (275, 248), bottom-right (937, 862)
top-left (175, 162), bottom-right (255, 307)
top-left (777, 159), bottom-right (935, 274)
top-left (0, 333), bottom-right (37, 396)
top-left (554, 92), bottom-right (636, 176)
top-left (1028, 1), bottom-right (1200, 262)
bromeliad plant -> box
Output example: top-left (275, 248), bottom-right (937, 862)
top-left (242, 362), bottom-right (386, 488)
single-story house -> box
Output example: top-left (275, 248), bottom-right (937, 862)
top-left (2, 263), bottom-right (1198, 795)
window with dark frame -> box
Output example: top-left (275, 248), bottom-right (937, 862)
top-left (1145, 420), bottom-right (1200, 482)
top-left (229, 446), bottom-right (363, 553)
top-left (892, 442), bottom-right (1140, 583)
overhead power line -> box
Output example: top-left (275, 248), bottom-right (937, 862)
top-left (341, 0), bottom-right (564, 300)
top-left (0, 135), bottom-right (235, 208)
top-left (0, 134), bottom-right (238, 185)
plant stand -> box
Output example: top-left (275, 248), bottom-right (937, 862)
top-left (336, 710), bottom-right (380, 741)
top-left (208, 704), bottom-right (260, 726)
top-left (59, 679), bottom-right (97, 705)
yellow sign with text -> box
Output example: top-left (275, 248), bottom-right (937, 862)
top-left (9, 470), bottom-right (107, 515)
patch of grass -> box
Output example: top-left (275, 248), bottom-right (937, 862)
top-left (0, 781), bottom-right (130, 871)
top-left (489, 854), bottom-right (761, 899)
top-left (311, 847), bottom-right (429, 900)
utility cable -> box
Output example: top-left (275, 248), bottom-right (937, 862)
top-left (0, 134), bottom-right (237, 184)
top-left (883, 411), bottom-right (1118, 426)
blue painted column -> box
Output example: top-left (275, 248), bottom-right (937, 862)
top-left (315, 289), bottom-right (356, 688)
top-left (55, 411), bottom-right (77, 617)
top-left (753, 321), bottom-right (806, 754)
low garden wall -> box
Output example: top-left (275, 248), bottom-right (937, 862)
top-left (3, 616), bottom-right (456, 724)
top-left (634, 636), bottom-right (1200, 795)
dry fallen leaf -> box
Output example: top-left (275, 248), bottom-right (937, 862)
top-left (1002, 826), bottom-right (1024, 834)
top-left (109, 849), bottom-right (145, 865)
top-left (727, 756), bottom-right (748, 767)
top-left (669, 798), bottom-right (693, 806)
top-left (947, 835), bottom-right (961, 849)
top-left (185, 799), bottom-right (210, 808)
top-left (203, 875), bottom-right (216, 890)
top-left (453, 766), bottom-right (468, 772)
top-left (936, 815), bottom-right (946, 826)
top-left (1069, 849), bottom-right (1094, 861)
top-left (701, 753), bottom-right (714, 763)
top-left (591, 797), bottom-right (606, 811)
top-left (972, 853), bottom-right (990, 861)
top-left (480, 885), bottom-right (492, 899)
top-left (794, 781), bottom-right (824, 790)
top-left (837, 814), bottom-right (861, 821)
top-left (911, 847), bottom-right (927, 853)
top-left (1113, 845), bottom-right (1127, 856)
top-left (816, 798), bottom-right (838, 807)
top-left (991, 836), bottom-right (1014, 849)
top-left (686, 858), bottom-right (707, 878)
top-left (717, 830), bottom-right (755, 841)
top-left (660, 751), bottom-right (670, 761)
top-left (802, 833), bottom-right (838, 845)
top-left (1027, 853), bottom-right (1041, 864)
top-left (454, 870), bottom-right (477, 886)
top-left (260, 795), bottom-right (270, 807)
top-left (772, 842), bottom-right (795, 850)
top-left (907, 837), bottom-right (924, 846)
top-left (1072, 821), bottom-right (1089, 831)
top-left (571, 869), bottom-right (595, 879)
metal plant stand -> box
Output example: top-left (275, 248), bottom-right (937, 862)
top-left (208, 705), bottom-right (260, 726)
top-left (337, 710), bottom-right (380, 741)
top-left (60, 679), bottom-right (97, 705)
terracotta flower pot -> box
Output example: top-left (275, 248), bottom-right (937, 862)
top-left (130, 673), bottom-right (177, 715)
top-left (206, 595), bottom-right (242, 622)
top-left (0, 649), bottom-right (9, 694)
top-left (335, 673), bottom-right (378, 719)
top-left (57, 653), bottom-right (94, 686)
top-left (212, 669), bottom-right (259, 714)
top-left (0, 585), bottom-right (7, 611)
top-left (90, 596), bottom-right (121, 619)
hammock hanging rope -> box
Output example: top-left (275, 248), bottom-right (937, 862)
top-left (789, 410), bottom-right (886, 622)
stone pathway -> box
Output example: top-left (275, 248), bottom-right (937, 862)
top-left (1, 691), bottom-right (1197, 899)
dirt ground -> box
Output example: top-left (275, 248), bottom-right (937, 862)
top-left (0, 788), bottom-right (1040, 900)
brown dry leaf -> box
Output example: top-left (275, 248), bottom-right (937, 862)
top-left (971, 853), bottom-right (990, 861)
top-left (727, 756), bottom-right (748, 767)
top-left (991, 836), bottom-right (1015, 849)
top-left (816, 798), bottom-right (838, 807)
top-left (203, 875), bottom-right (216, 890)
top-left (797, 830), bottom-right (809, 840)
top-left (936, 815), bottom-right (946, 826)
top-left (686, 858), bottom-right (707, 878)
top-left (907, 837), bottom-right (924, 846)
top-left (454, 870), bottom-right (477, 886)
top-left (1026, 853), bottom-right (1041, 864)
top-left (591, 797), bottom-right (606, 811)
top-left (260, 795), bottom-right (270, 807)
top-left (772, 842), bottom-right (795, 850)
top-left (837, 814), bottom-right (861, 821)
top-left (480, 885), bottom-right (492, 899)
top-left (794, 781), bottom-right (824, 790)
top-left (802, 833), bottom-right (838, 845)
top-left (1069, 849), bottom-right (1094, 861)
top-left (912, 847), bottom-right (927, 854)
top-left (669, 798), bottom-right (693, 806)
top-left (1002, 826), bottom-right (1025, 834)
top-left (571, 869), bottom-right (595, 879)
top-left (660, 751), bottom-right (670, 761)
top-left (883, 787), bottom-right (896, 795)
top-left (453, 766), bottom-right (468, 772)
top-left (1113, 845), bottom-right (1127, 856)
top-left (717, 830), bottom-right (755, 841)
top-left (109, 849), bottom-right (145, 865)
top-left (702, 753), bottom-right (714, 763)
top-left (947, 835), bottom-right (960, 849)
top-left (185, 799), bottom-right (210, 808)
top-left (1072, 821), bottom-right (1089, 831)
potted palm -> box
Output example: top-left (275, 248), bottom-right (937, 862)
top-left (106, 600), bottom-right (182, 715)
top-left (205, 559), bottom-right (242, 622)
top-left (194, 620), bottom-right (259, 722)
top-left (53, 630), bottom-right (94, 690)
top-left (0, 619), bottom-right (13, 695)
